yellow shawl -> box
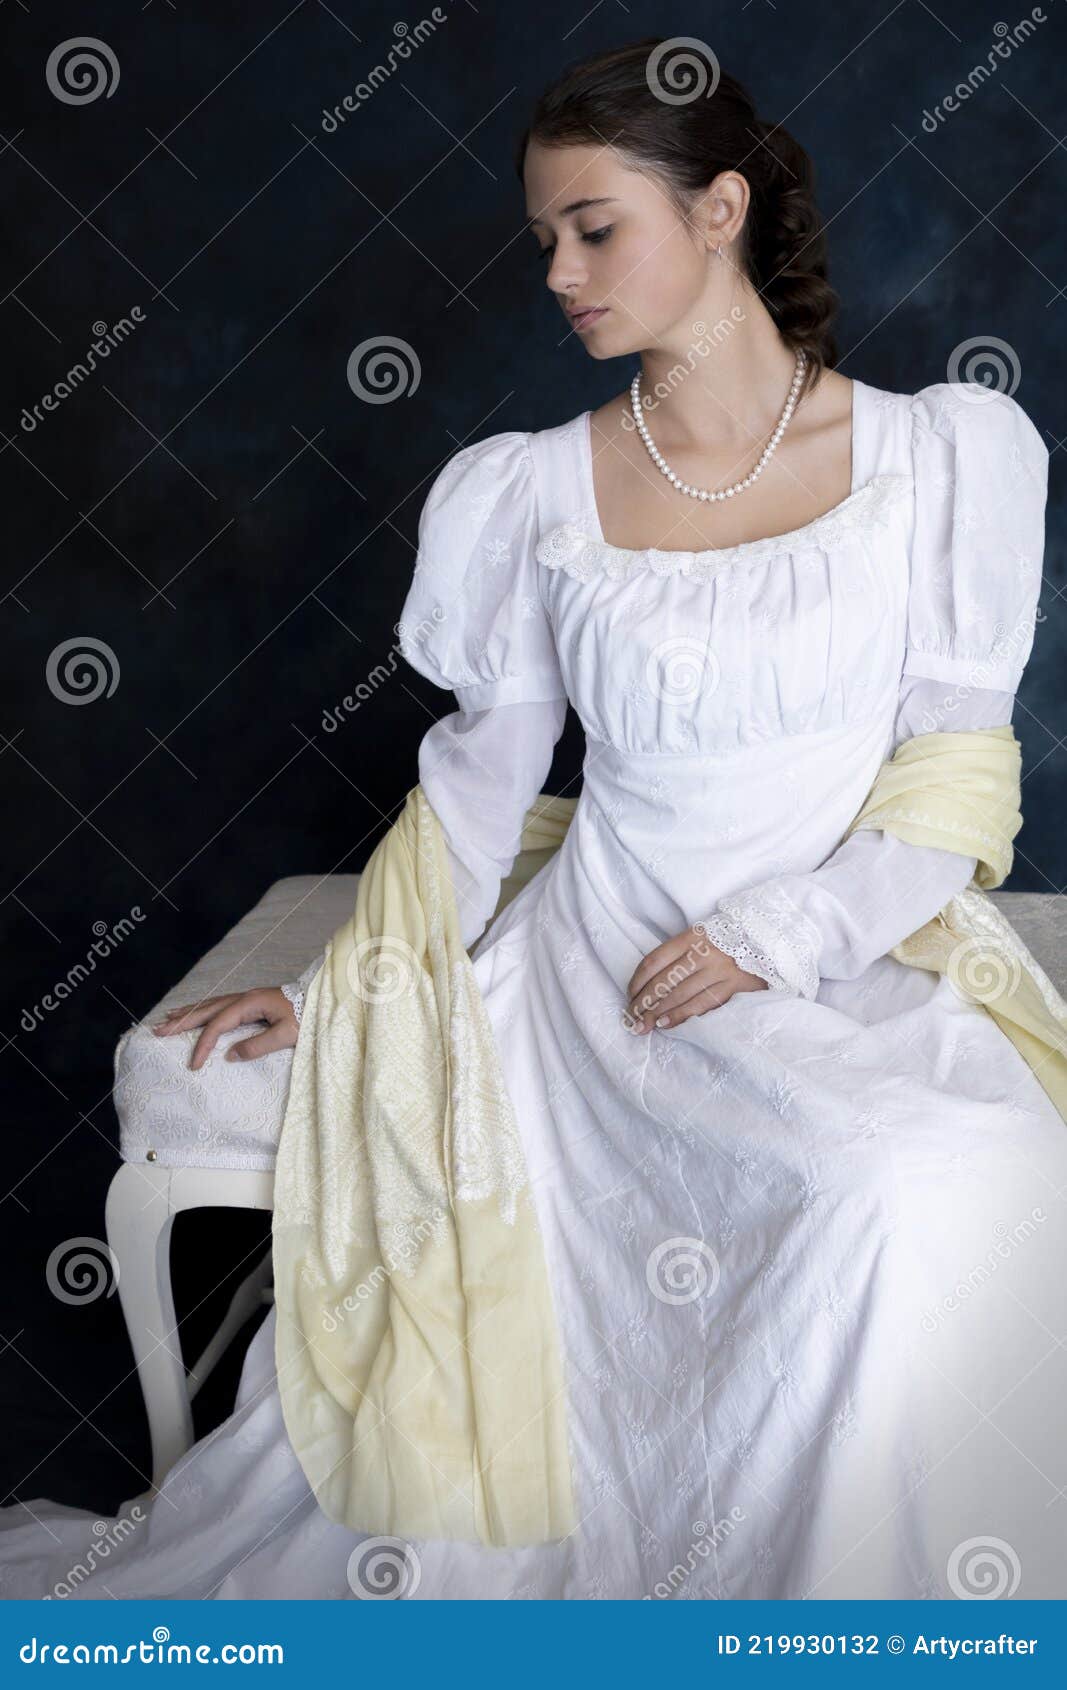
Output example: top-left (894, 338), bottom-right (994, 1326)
top-left (272, 724), bottom-right (1067, 1550)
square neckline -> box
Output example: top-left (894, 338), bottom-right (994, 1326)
top-left (580, 377), bottom-right (866, 563)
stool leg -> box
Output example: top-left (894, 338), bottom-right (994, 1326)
top-left (186, 1243), bottom-right (273, 1402)
top-left (105, 1163), bottom-right (193, 1493)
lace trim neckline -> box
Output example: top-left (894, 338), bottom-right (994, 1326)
top-left (535, 471), bottom-right (914, 583)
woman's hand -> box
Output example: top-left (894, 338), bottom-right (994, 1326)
top-left (151, 988), bottom-right (298, 1071)
top-left (625, 925), bottom-right (768, 1034)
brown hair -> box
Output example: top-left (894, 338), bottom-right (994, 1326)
top-left (516, 37), bottom-right (839, 400)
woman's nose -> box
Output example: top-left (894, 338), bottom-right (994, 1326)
top-left (547, 257), bottom-right (586, 296)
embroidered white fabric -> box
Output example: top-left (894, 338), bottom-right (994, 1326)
top-left (693, 673), bottom-right (1016, 994)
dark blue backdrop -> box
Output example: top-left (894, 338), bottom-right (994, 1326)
top-left (2, 0), bottom-right (1062, 1510)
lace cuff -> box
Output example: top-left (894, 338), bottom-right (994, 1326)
top-left (695, 882), bottom-right (824, 1000)
top-left (280, 953), bottom-right (324, 1026)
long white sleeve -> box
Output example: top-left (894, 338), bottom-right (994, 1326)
top-left (417, 698), bottom-right (568, 950)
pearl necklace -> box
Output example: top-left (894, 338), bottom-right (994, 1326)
top-left (629, 350), bottom-right (807, 502)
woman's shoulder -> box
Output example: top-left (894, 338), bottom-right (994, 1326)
top-left (904, 377), bottom-right (1047, 467)
top-left (417, 429), bottom-right (536, 531)
top-left (431, 426), bottom-right (532, 479)
top-left (440, 398), bottom-right (597, 462)
top-left (428, 407), bottom-right (589, 490)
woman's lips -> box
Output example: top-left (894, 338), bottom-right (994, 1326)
top-left (569, 307), bottom-right (608, 331)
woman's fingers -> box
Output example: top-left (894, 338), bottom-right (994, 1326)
top-left (628, 967), bottom-right (731, 1030)
top-left (647, 981), bottom-right (739, 1031)
top-left (225, 1020), bottom-right (295, 1063)
top-left (625, 934), bottom-right (689, 1005)
top-left (625, 924), bottom-right (726, 1009)
top-left (188, 995), bottom-right (283, 1070)
top-left (152, 997), bottom-right (231, 1034)
top-left (629, 938), bottom-right (716, 1024)
top-left (149, 989), bottom-right (290, 1067)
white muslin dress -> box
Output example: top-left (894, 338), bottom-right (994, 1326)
top-left (3, 376), bottom-right (1067, 1603)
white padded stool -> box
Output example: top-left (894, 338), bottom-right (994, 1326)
top-left (106, 880), bottom-right (1065, 1494)
top-left (106, 873), bottom-right (359, 1492)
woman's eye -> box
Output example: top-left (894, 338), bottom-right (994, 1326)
top-left (534, 226), bottom-right (613, 264)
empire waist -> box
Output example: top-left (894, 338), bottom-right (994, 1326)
top-left (575, 712), bottom-right (897, 887)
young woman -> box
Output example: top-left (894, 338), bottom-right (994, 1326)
top-left (3, 39), bottom-right (1065, 1602)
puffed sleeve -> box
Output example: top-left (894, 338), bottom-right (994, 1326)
top-left (903, 380), bottom-right (1048, 694)
top-left (396, 431), bottom-right (569, 951)
top-left (397, 431), bottom-right (569, 711)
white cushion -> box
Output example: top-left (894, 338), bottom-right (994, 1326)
top-left (115, 875), bottom-right (359, 1171)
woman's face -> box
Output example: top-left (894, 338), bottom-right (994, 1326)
top-left (523, 139), bottom-right (736, 359)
